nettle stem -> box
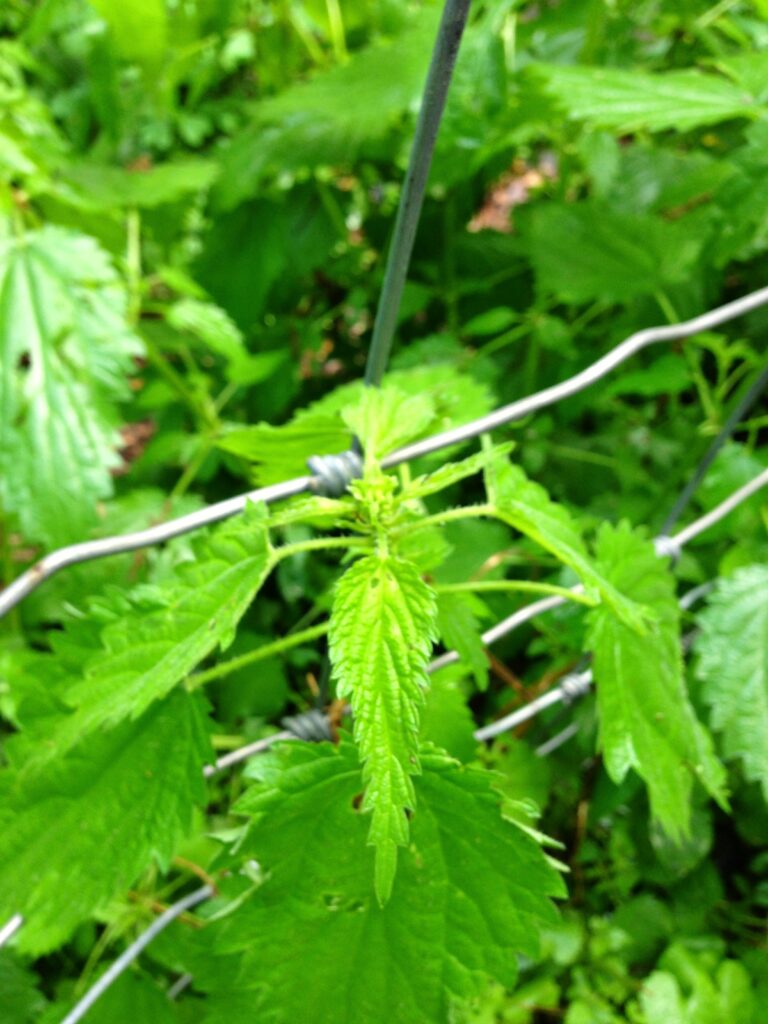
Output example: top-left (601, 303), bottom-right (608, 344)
top-left (188, 622), bottom-right (330, 690)
top-left (436, 580), bottom-right (596, 607)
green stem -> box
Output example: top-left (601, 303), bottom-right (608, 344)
top-left (140, 333), bottom-right (217, 432)
top-left (325, 0), bottom-right (348, 60)
top-left (274, 536), bottom-right (372, 561)
top-left (436, 580), bottom-right (595, 606)
top-left (395, 504), bottom-right (495, 536)
top-left (188, 622), bottom-right (329, 690)
top-left (126, 209), bottom-right (142, 327)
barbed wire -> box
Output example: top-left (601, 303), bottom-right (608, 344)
top-left (0, 447), bottom-right (762, 999)
top-left (2, 288), bottom-right (767, 621)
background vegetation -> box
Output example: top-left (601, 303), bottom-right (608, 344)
top-left (1, 1), bottom-right (767, 1021)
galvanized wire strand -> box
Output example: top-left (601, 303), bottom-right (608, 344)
top-left (661, 362), bottom-right (768, 536)
top-left (363, 0), bottom-right (472, 387)
top-left (381, 285), bottom-right (768, 467)
top-left (2, 286), bottom-right (767, 620)
top-left (0, 912), bottom-right (24, 948)
top-left (58, 886), bottom-right (213, 1024)
top-left (0, 475), bottom-right (311, 620)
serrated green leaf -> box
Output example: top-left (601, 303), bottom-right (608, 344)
top-left (202, 740), bottom-right (562, 1024)
top-left (59, 158), bottom-right (219, 209)
top-left (486, 458), bottom-right (646, 631)
top-left (523, 201), bottom-right (702, 305)
top-left (420, 670), bottom-right (478, 762)
top-left (536, 64), bottom-right (757, 132)
top-left (215, 8), bottom-right (439, 208)
top-left (403, 442), bottom-right (515, 502)
top-left (436, 591), bottom-right (489, 691)
top-left (217, 363), bottom-right (494, 485)
top-left (0, 690), bottom-right (211, 954)
top-left (88, 0), bottom-right (167, 65)
top-left (329, 554), bottom-right (438, 903)
top-left (0, 952), bottom-right (47, 1023)
top-left (30, 504), bottom-right (273, 762)
top-left (0, 226), bottom-right (142, 546)
top-left (342, 384), bottom-right (435, 462)
top-left (586, 523), bottom-right (727, 837)
top-left (695, 566), bottom-right (768, 800)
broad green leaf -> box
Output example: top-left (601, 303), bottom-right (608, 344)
top-left (201, 741), bottom-right (563, 1024)
top-left (215, 8), bottom-right (439, 207)
top-left (523, 201), bottom-right (702, 304)
top-left (0, 953), bottom-right (47, 1023)
top-left (219, 364), bottom-right (494, 485)
top-left (60, 973), bottom-right (177, 1024)
top-left (586, 523), bottom-right (727, 837)
top-left (436, 591), bottom-right (489, 691)
top-left (0, 226), bottom-right (142, 546)
top-left (165, 297), bottom-right (285, 385)
top-left (342, 384), bottom-right (435, 462)
top-left (59, 159), bottom-right (219, 210)
top-left (88, 0), bottom-right (167, 66)
top-left (694, 566), bottom-right (768, 800)
top-left (329, 553), bottom-right (437, 902)
top-left (535, 64), bottom-right (757, 132)
top-left (420, 670), bottom-right (478, 762)
top-left (486, 458), bottom-right (646, 631)
top-left (30, 504), bottom-right (273, 762)
top-left (0, 690), bottom-right (211, 954)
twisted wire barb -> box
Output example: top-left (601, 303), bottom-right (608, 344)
top-left (58, 886), bottom-right (213, 1024)
top-left (2, 287), bottom-right (766, 620)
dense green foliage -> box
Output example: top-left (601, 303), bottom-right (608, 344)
top-left (1, 1), bottom-right (767, 1022)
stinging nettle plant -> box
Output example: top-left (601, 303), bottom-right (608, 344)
top-left (0, 375), bottom-right (732, 1021)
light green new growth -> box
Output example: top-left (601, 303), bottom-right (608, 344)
top-left (695, 565), bottom-right (768, 799)
top-left (329, 554), bottom-right (438, 903)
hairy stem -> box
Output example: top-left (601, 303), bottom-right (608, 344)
top-left (188, 622), bottom-right (329, 689)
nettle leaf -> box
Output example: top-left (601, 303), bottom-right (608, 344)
top-left (342, 385), bottom-right (435, 462)
top-left (436, 591), bottom-right (489, 691)
top-left (535, 64), bottom-right (758, 133)
top-left (694, 566), bottom-right (768, 799)
top-left (0, 690), bottom-right (211, 954)
top-left (402, 442), bottom-right (514, 502)
top-left (203, 741), bottom-right (563, 1024)
top-left (0, 226), bottom-right (142, 546)
top-left (29, 504), bottom-right (273, 762)
top-left (329, 553), bottom-right (438, 903)
top-left (523, 201), bottom-right (702, 305)
top-left (218, 363), bottom-right (494, 485)
top-left (586, 523), bottom-right (727, 837)
top-left (485, 458), bottom-right (646, 631)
